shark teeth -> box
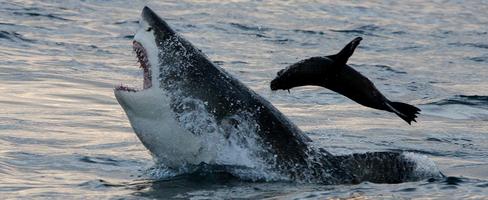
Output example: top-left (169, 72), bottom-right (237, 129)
top-left (133, 41), bottom-right (149, 69)
top-left (133, 41), bottom-right (152, 90)
top-left (115, 41), bottom-right (153, 92)
top-left (116, 84), bottom-right (137, 92)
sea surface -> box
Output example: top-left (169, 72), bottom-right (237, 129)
top-left (1, 0), bottom-right (487, 199)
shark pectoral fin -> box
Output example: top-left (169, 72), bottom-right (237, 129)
top-left (329, 37), bottom-right (362, 65)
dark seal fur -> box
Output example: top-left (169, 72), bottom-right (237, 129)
top-left (270, 37), bottom-right (420, 124)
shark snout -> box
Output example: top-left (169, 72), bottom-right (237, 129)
top-left (142, 6), bottom-right (175, 37)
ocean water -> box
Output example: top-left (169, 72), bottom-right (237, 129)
top-left (1, 0), bottom-right (487, 199)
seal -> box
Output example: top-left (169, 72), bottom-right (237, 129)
top-left (270, 37), bottom-right (421, 124)
top-left (114, 7), bottom-right (440, 184)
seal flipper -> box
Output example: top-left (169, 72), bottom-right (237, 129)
top-left (385, 101), bottom-right (421, 125)
top-left (329, 37), bottom-right (362, 64)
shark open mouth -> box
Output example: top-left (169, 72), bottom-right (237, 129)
top-left (116, 41), bottom-right (152, 92)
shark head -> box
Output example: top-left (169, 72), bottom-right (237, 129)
top-left (114, 7), bottom-right (214, 168)
top-left (114, 7), bottom-right (285, 175)
top-left (114, 6), bottom-right (173, 121)
top-left (114, 6), bottom-right (176, 94)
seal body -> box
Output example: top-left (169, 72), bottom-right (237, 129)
top-left (271, 37), bottom-right (420, 124)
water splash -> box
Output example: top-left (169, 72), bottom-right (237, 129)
top-left (402, 152), bottom-right (443, 180)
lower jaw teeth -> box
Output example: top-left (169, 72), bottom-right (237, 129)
top-left (117, 85), bottom-right (137, 92)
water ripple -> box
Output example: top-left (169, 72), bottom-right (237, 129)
top-left (449, 42), bottom-right (488, 49)
top-left (0, 31), bottom-right (34, 42)
top-left (330, 24), bottom-right (384, 37)
top-left (15, 12), bottom-right (68, 21)
top-left (428, 95), bottom-right (488, 109)
top-left (466, 56), bottom-right (488, 62)
top-left (229, 22), bottom-right (271, 32)
top-left (79, 156), bottom-right (121, 166)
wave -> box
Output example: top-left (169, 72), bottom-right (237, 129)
top-left (355, 64), bottom-right (408, 74)
top-left (427, 95), bottom-right (488, 109)
top-left (421, 95), bottom-right (488, 120)
top-left (12, 11), bottom-right (71, 21)
top-left (330, 24), bottom-right (384, 37)
top-left (0, 31), bottom-right (35, 43)
top-left (229, 22), bottom-right (271, 32)
top-left (466, 56), bottom-right (488, 63)
top-left (449, 42), bottom-right (488, 49)
top-left (79, 156), bottom-right (121, 166)
top-left (292, 29), bottom-right (325, 35)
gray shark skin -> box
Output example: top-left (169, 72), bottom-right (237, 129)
top-left (114, 6), bottom-right (441, 184)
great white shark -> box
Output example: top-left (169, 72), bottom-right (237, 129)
top-left (114, 6), bottom-right (441, 184)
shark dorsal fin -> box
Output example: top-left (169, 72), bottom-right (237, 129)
top-left (330, 37), bottom-right (362, 65)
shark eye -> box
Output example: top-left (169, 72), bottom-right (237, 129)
top-left (146, 27), bottom-right (152, 32)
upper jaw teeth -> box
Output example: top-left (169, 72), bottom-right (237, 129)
top-left (115, 41), bottom-right (152, 93)
top-left (134, 48), bottom-right (149, 69)
top-left (131, 41), bottom-right (152, 90)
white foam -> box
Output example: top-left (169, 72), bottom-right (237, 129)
top-left (402, 152), bottom-right (443, 179)
top-left (169, 96), bottom-right (285, 181)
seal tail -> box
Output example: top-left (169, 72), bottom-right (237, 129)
top-left (386, 101), bottom-right (421, 125)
